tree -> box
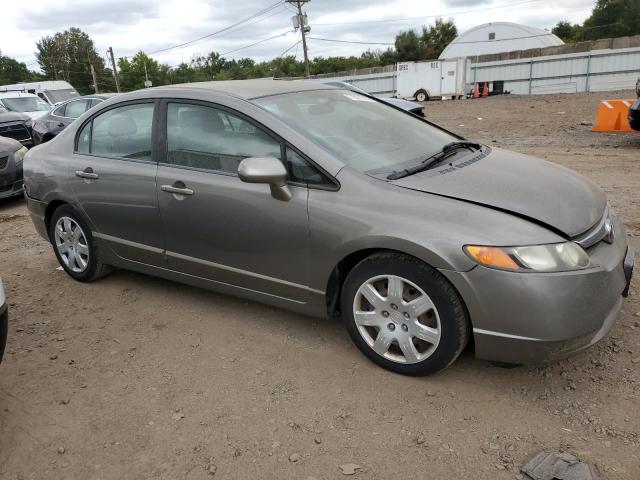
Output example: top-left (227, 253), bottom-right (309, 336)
top-left (0, 51), bottom-right (37, 84)
top-left (581, 0), bottom-right (640, 40)
top-left (422, 18), bottom-right (457, 59)
top-left (117, 52), bottom-right (169, 91)
top-left (35, 27), bottom-right (114, 94)
top-left (394, 30), bottom-right (423, 62)
top-left (552, 20), bottom-right (582, 42)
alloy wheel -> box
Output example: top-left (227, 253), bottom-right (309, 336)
top-left (352, 274), bottom-right (441, 364)
top-left (54, 216), bottom-right (89, 273)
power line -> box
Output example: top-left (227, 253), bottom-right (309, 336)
top-left (219, 31), bottom-right (292, 56)
top-left (313, 0), bottom-right (542, 26)
top-left (278, 40), bottom-right (301, 58)
top-left (146, 1), bottom-right (285, 55)
top-left (308, 37), bottom-right (394, 46)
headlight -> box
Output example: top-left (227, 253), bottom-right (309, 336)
top-left (14, 146), bottom-right (28, 165)
top-left (464, 242), bottom-right (591, 272)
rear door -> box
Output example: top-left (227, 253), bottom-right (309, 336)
top-left (156, 99), bottom-right (312, 302)
top-left (67, 100), bottom-right (164, 266)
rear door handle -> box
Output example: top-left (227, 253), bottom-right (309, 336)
top-left (75, 168), bottom-right (99, 180)
top-left (161, 183), bottom-right (194, 196)
top-left (57, 122), bottom-right (65, 127)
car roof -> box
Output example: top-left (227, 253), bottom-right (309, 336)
top-left (145, 78), bottom-right (338, 100)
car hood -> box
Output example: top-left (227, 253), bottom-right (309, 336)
top-left (390, 147), bottom-right (606, 238)
top-left (381, 97), bottom-right (423, 111)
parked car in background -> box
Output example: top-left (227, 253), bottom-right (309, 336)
top-left (0, 136), bottom-right (27, 199)
top-left (0, 106), bottom-right (33, 147)
top-left (628, 78), bottom-right (640, 131)
top-left (0, 92), bottom-right (51, 120)
top-left (33, 94), bottom-right (116, 145)
top-left (0, 80), bottom-right (79, 105)
top-left (0, 279), bottom-right (7, 364)
top-left (23, 80), bottom-right (634, 375)
top-left (318, 80), bottom-right (425, 116)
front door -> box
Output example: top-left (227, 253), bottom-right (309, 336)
top-left (68, 101), bottom-right (164, 266)
top-left (156, 100), bottom-right (311, 303)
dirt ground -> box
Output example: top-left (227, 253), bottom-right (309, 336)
top-left (1, 91), bottom-right (639, 480)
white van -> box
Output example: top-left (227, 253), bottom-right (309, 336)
top-left (0, 80), bottom-right (79, 105)
top-left (0, 92), bottom-right (51, 119)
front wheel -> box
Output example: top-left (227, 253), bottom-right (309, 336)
top-left (341, 253), bottom-right (469, 376)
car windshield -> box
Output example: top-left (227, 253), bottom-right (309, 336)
top-left (254, 89), bottom-right (456, 172)
top-left (2, 96), bottom-right (50, 112)
top-left (45, 89), bottom-right (79, 104)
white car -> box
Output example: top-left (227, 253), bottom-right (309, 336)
top-left (0, 92), bottom-right (51, 120)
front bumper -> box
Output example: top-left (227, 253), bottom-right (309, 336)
top-left (442, 218), bottom-right (634, 364)
top-left (1, 280), bottom-right (7, 364)
top-left (0, 156), bottom-right (24, 200)
top-left (24, 193), bottom-right (49, 240)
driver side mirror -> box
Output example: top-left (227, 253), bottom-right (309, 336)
top-left (238, 156), bottom-right (292, 201)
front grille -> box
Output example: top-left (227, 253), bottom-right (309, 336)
top-left (0, 156), bottom-right (7, 170)
top-left (574, 207), bottom-right (613, 248)
top-left (0, 121), bottom-right (31, 142)
top-left (0, 184), bottom-right (12, 193)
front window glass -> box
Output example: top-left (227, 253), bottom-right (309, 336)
top-left (65, 100), bottom-right (89, 119)
top-left (90, 103), bottom-right (153, 161)
top-left (167, 102), bottom-right (281, 174)
top-left (45, 89), bottom-right (79, 104)
top-left (2, 96), bottom-right (51, 112)
top-left (254, 90), bottom-right (456, 173)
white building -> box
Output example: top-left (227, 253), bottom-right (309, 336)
top-left (439, 22), bottom-right (564, 59)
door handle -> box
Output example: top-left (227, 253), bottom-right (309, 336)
top-left (57, 122), bottom-right (65, 127)
top-left (75, 168), bottom-right (99, 180)
top-left (161, 184), bottom-right (194, 196)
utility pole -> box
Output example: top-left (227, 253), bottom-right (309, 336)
top-left (287, 0), bottom-right (311, 77)
top-left (107, 47), bottom-right (121, 93)
top-left (90, 64), bottom-right (100, 94)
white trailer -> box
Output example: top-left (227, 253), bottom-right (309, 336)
top-left (0, 80), bottom-right (79, 105)
top-left (396, 58), bottom-right (470, 101)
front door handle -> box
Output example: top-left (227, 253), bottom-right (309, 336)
top-left (75, 167), bottom-right (99, 180)
top-left (57, 122), bottom-right (65, 128)
top-left (161, 182), bottom-right (194, 196)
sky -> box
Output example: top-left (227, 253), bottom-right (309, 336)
top-left (1, 0), bottom-right (596, 70)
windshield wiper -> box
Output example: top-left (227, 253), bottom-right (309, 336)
top-left (386, 141), bottom-right (482, 180)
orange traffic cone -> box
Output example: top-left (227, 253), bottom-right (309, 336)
top-left (472, 83), bottom-right (480, 98)
top-left (591, 99), bottom-right (635, 132)
top-left (482, 82), bottom-right (489, 97)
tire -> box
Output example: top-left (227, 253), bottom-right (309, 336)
top-left (414, 89), bottom-right (428, 102)
top-left (48, 204), bottom-right (111, 282)
top-left (341, 252), bottom-right (469, 376)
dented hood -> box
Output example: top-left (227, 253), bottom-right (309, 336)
top-left (390, 147), bottom-right (606, 238)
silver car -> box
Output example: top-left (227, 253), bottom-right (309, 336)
top-left (23, 80), bottom-right (635, 375)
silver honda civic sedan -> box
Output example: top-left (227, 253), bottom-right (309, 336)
top-left (23, 80), bottom-right (635, 375)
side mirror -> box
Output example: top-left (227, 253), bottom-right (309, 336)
top-left (238, 156), bottom-right (292, 201)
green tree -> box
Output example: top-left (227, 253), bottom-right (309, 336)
top-left (552, 20), bottom-right (583, 42)
top-left (394, 30), bottom-right (423, 61)
top-left (35, 27), bottom-right (113, 94)
top-left (421, 18), bottom-right (457, 59)
top-left (581, 0), bottom-right (640, 40)
top-left (117, 52), bottom-right (170, 91)
top-left (0, 51), bottom-right (37, 84)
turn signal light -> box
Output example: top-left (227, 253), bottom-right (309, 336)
top-left (464, 245), bottom-right (520, 270)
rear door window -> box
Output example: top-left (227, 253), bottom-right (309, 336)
top-left (65, 100), bottom-right (89, 119)
top-left (77, 103), bottom-right (154, 161)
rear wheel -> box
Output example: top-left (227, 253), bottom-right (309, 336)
top-left (414, 89), bottom-right (428, 102)
top-left (49, 205), bottom-right (111, 282)
top-left (341, 252), bottom-right (469, 375)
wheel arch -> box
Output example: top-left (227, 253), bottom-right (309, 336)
top-left (44, 199), bottom-right (70, 235)
top-left (324, 240), bottom-right (464, 319)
